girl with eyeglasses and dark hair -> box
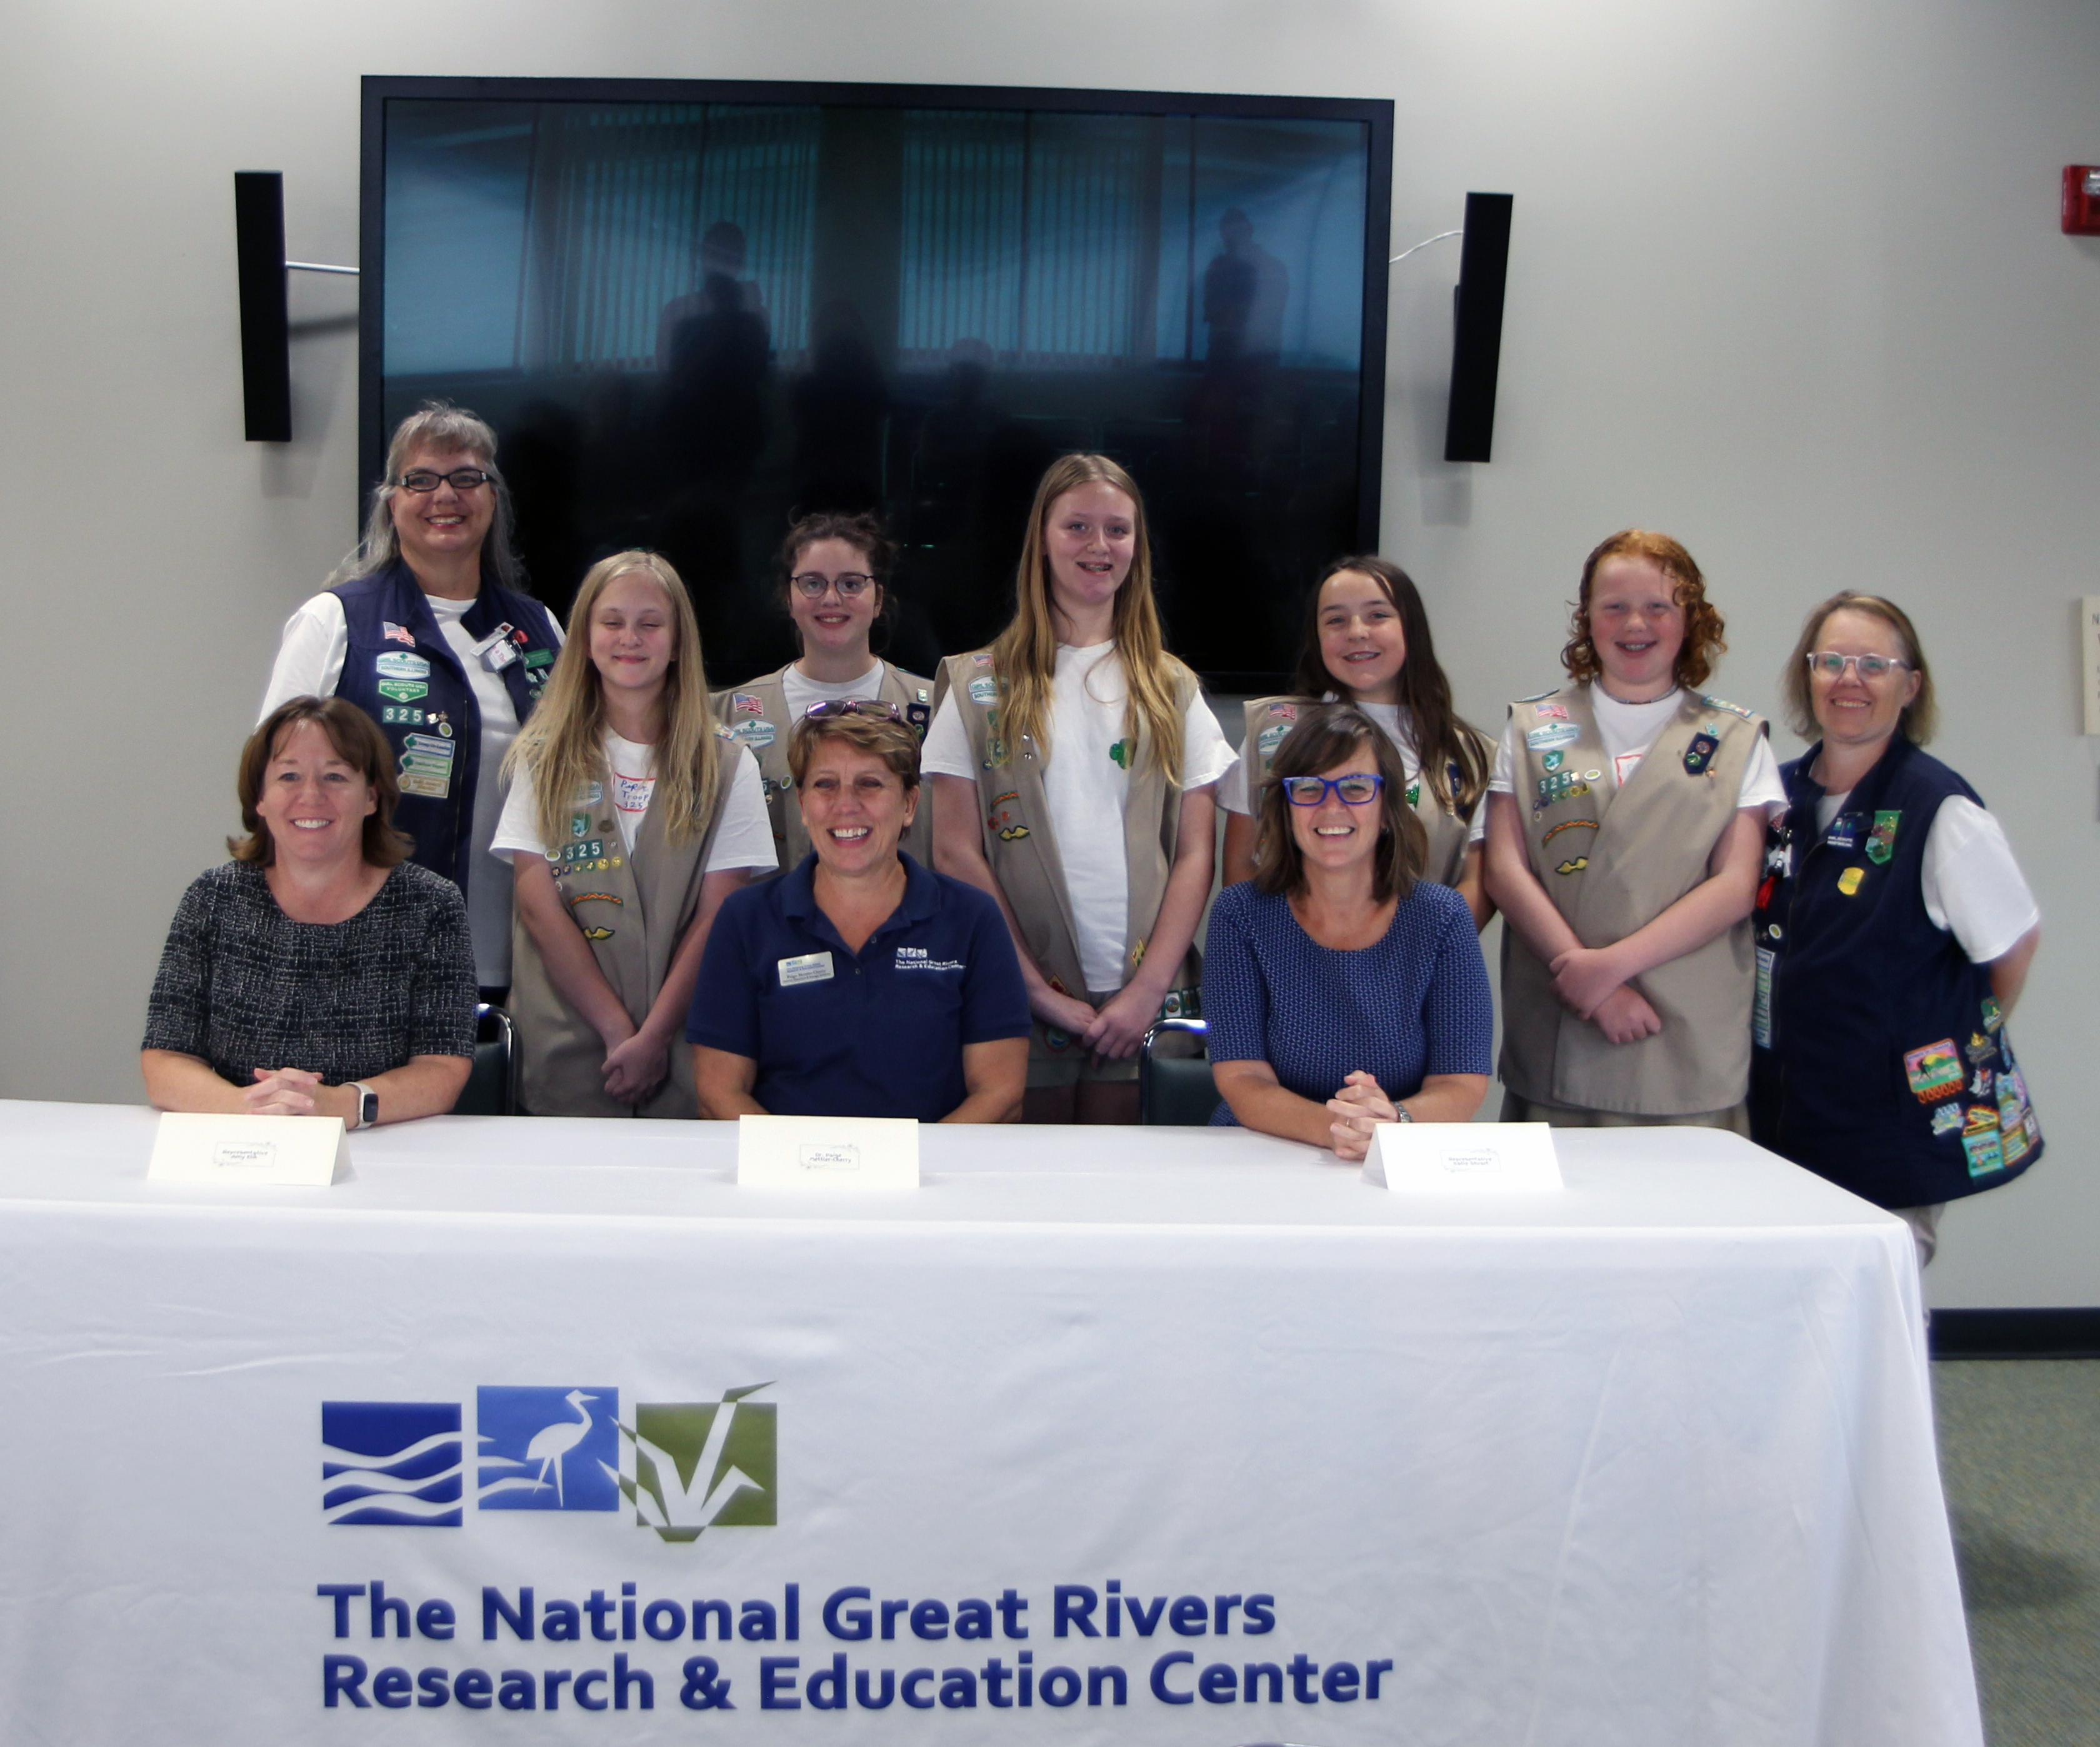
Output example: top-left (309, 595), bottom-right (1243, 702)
top-left (259, 402), bottom-right (565, 998)
top-left (709, 510), bottom-right (936, 880)
top-left (1750, 593), bottom-right (2041, 1271)
top-left (1203, 704), bottom-right (1492, 1155)
top-left (494, 552), bottom-right (777, 1118)
top-left (1221, 554), bottom-right (1495, 927)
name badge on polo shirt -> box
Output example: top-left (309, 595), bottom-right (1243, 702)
top-left (472, 624), bottom-right (520, 672)
top-left (778, 952), bottom-right (834, 987)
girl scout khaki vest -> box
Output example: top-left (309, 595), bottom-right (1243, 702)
top-left (1499, 683), bottom-right (1764, 1115)
top-left (1239, 695), bottom-right (1488, 888)
top-left (934, 650), bottom-right (1202, 1055)
top-left (508, 729), bottom-right (731, 1118)
top-left (710, 662), bottom-right (935, 876)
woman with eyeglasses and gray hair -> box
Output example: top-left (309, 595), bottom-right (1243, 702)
top-left (259, 402), bottom-right (565, 997)
top-left (1203, 704), bottom-right (1493, 1159)
top-left (1750, 594), bottom-right (2042, 1269)
top-left (709, 511), bottom-right (936, 879)
top-left (689, 703), bottom-right (1030, 1123)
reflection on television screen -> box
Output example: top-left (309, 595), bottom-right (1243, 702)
top-left (369, 81), bottom-right (1391, 690)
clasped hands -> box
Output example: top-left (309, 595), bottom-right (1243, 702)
top-left (1030, 980), bottom-right (1162, 1063)
top-left (601, 1025), bottom-right (671, 1103)
top-left (1324, 1070), bottom-right (1398, 1162)
top-left (245, 1067), bottom-right (348, 1120)
top-left (1548, 943), bottom-right (1661, 1044)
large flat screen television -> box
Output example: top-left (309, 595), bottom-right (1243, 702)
top-left (361, 76), bottom-right (1392, 692)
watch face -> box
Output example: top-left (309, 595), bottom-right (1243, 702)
top-left (361, 1088), bottom-right (378, 1125)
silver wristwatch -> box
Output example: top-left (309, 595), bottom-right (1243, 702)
top-left (1392, 1105), bottom-right (1414, 1123)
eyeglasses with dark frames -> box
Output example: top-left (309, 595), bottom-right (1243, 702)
top-left (397, 468), bottom-right (494, 493)
top-left (791, 572), bottom-right (877, 599)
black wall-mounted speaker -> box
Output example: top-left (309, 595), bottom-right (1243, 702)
top-left (234, 171), bottom-right (291, 442)
top-left (1443, 191), bottom-right (1513, 464)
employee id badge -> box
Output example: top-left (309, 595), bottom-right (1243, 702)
top-left (778, 951), bottom-right (834, 987)
top-left (474, 623), bottom-right (520, 672)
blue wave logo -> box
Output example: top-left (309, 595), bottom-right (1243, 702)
top-left (322, 1401), bottom-right (463, 1526)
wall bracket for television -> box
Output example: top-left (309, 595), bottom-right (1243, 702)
top-left (234, 171), bottom-right (358, 442)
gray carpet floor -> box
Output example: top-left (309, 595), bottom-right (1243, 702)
top-left (1935, 1360), bottom-right (2100, 1745)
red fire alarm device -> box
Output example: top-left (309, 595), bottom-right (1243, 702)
top-left (2064, 166), bottom-right (2100, 235)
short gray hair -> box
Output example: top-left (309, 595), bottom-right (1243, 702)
top-left (328, 402), bottom-right (523, 591)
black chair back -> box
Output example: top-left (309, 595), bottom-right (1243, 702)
top-left (452, 1003), bottom-right (518, 1116)
top-left (1139, 1017), bottom-right (1214, 1126)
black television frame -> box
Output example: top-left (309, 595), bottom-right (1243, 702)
top-left (359, 74), bottom-right (1393, 692)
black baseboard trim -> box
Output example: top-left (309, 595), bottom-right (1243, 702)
top-left (1930, 1308), bottom-right (2100, 1359)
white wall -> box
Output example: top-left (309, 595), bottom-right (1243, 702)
top-left (1, 0), bottom-right (2094, 1306)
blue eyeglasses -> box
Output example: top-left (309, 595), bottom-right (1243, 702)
top-left (1282, 773), bottom-right (1384, 807)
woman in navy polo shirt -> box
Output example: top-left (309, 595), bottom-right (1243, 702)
top-left (689, 707), bottom-right (1031, 1122)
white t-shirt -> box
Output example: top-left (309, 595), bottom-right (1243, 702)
top-left (1219, 700), bottom-right (1417, 815)
top-left (491, 735), bottom-right (778, 873)
top-left (1812, 789), bottom-right (2038, 963)
top-left (259, 587), bottom-right (566, 988)
top-left (924, 644), bottom-right (1238, 992)
top-left (1485, 688), bottom-right (1788, 843)
top-left (779, 660), bottom-right (887, 721)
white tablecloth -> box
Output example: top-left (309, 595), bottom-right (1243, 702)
top-left (0, 1101), bottom-right (1979, 1745)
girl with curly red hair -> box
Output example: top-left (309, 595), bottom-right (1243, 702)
top-left (1481, 530), bottom-right (1786, 1128)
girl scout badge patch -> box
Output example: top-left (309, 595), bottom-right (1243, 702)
top-left (1837, 867), bottom-right (1864, 895)
top-left (1904, 1038), bottom-right (1963, 1102)
top-left (1866, 810), bottom-right (1901, 864)
top-left (1961, 1104), bottom-right (2005, 1176)
top-left (1682, 732), bottom-right (1719, 775)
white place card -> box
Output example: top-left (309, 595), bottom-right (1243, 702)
top-left (146, 1113), bottom-right (349, 1187)
top-left (736, 1114), bottom-right (921, 1190)
top-left (1366, 1121), bottom-right (1564, 1193)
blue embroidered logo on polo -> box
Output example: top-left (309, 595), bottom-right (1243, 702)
top-left (321, 1401), bottom-right (463, 1526)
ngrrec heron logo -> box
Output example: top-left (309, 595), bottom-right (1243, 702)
top-left (477, 1386), bottom-right (621, 1513)
top-left (321, 1385), bottom-right (777, 1537)
top-left (321, 1402), bottom-right (464, 1527)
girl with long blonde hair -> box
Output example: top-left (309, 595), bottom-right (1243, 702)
top-left (493, 551), bottom-right (778, 1116)
top-left (922, 454), bottom-right (1238, 1124)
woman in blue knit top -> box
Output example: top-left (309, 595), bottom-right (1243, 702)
top-left (1203, 704), bottom-right (1494, 1157)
